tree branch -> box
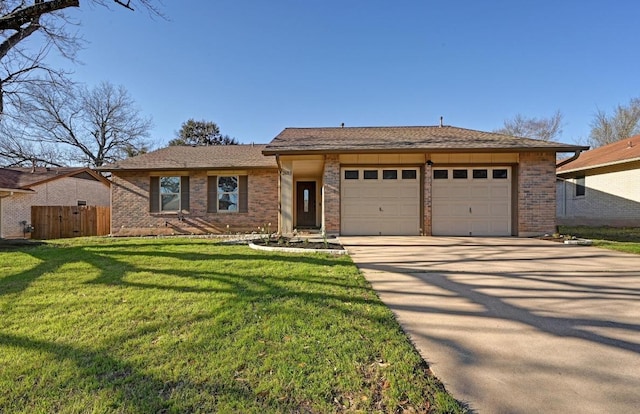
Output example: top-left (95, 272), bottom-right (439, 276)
top-left (0, 20), bottom-right (41, 60)
top-left (0, 0), bottom-right (79, 31)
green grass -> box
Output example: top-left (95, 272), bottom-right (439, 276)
top-left (0, 237), bottom-right (464, 413)
top-left (559, 226), bottom-right (640, 254)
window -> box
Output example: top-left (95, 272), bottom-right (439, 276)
top-left (364, 170), bottom-right (378, 179)
top-left (402, 170), bottom-right (417, 179)
top-left (207, 175), bottom-right (247, 213)
top-left (453, 169), bottom-right (468, 179)
top-left (77, 200), bottom-right (87, 206)
top-left (160, 176), bottom-right (181, 211)
top-left (344, 170), bottom-right (359, 179)
top-left (382, 169), bottom-right (398, 179)
top-left (150, 176), bottom-right (190, 213)
top-left (433, 170), bottom-right (448, 179)
top-left (493, 169), bottom-right (508, 179)
top-left (473, 169), bottom-right (488, 179)
top-left (218, 176), bottom-right (239, 212)
top-left (575, 176), bottom-right (585, 197)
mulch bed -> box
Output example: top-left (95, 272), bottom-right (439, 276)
top-left (252, 237), bottom-right (345, 250)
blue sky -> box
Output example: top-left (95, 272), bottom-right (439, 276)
top-left (53, 1), bottom-right (640, 147)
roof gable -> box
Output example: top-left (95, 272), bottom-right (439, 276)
top-left (264, 125), bottom-right (586, 155)
top-left (0, 167), bottom-right (108, 190)
top-left (99, 144), bottom-right (277, 171)
top-left (557, 134), bottom-right (640, 173)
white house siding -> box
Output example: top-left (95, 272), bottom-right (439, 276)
top-left (557, 167), bottom-right (640, 227)
top-left (1, 176), bottom-right (110, 238)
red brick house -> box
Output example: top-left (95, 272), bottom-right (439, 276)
top-left (101, 125), bottom-right (585, 237)
top-left (557, 134), bottom-right (640, 227)
top-left (101, 144), bottom-right (279, 236)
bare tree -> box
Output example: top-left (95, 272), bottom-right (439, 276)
top-left (0, 119), bottom-right (65, 166)
top-left (589, 98), bottom-right (640, 147)
top-left (495, 110), bottom-right (564, 141)
top-left (0, 0), bottom-right (163, 116)
top-left (18, 81), bottom-right (152, 166)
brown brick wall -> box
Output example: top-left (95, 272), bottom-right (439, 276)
top-left (518, 152), bottom-right (557, 236)
top-left (110, 170), bottom-right (278, 236)
top-left (322, 154), bottom-right (340, 235)
top-left (423, 165), bottom-right (432, 236)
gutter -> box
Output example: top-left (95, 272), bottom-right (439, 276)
top-left (263, 146), bottom-right (589, 156)
top-left (556, 150), bottom-right (584, 169)
top-left (557, 155), bottom-right (640, 175)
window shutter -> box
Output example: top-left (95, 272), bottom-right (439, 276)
top-left (181, 176), bottom-right (190, 211)
top-left (239, 175), bottom-right (248, 213)
top-left (207, 176), bottom-right (217, 213)
top-left (150, 177), bottom-right (159, 212)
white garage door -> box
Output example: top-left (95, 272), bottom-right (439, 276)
top-left (341, 167), bottom-right (421, 235)
top-left (432, 167), bottom-right (511, 236)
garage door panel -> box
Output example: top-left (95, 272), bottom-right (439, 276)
top-left (432, 167), bottom-right (511, 236)
top-left (433, 220), bottom-right (468, 236)
top-left (490, 203), bottom-right (509, 215)
top-left (343, 204), bottom-right (379, 216)
top-left (491, 187), bottom-right (509, 198)
top-left (341, 167), bottom-right (420, 236)
top-left (471, 187), bottom-right (491, 198)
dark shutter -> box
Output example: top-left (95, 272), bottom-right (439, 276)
top-left (207, 176), bottom-right (217, 213)
top-left (181, 176), bottom-right (190, 212)
top-left (239, 175), bottom-right (248, 213)
top-left (150, 176), bottom-right (159, 212)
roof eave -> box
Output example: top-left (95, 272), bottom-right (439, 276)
top-left (557, 156), bottom-right (640, 175)
top-left (101, 165), bottom-right (279, 172)
top-left (263, 145), bottom-right (587, 156)
top-left (0, 187), bottom-right (35, 194)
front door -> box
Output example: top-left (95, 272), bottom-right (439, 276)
top-left (296, 181), bottom-right (316, 228)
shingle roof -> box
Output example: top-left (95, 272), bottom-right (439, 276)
top-left (557, 134), bottom-right (640, 174)
top-left (98, 144), bottom-right (277, 171)
top-left (0, 167), bottom-right (100, 190)
top-left (263, 126), bottom-right (587, 155)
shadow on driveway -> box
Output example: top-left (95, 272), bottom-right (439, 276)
top-left (342, 236), bottom-right (640, 414)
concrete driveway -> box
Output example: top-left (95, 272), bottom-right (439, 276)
top-left (340, 237), bottom-right (640, 414)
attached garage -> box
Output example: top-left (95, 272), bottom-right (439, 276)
top-left (432, 167), bottom-right (511, 236)
top-left (341, 167), bottom-right (421, 235)
top-left (264, 125), bottom-right (587, 237)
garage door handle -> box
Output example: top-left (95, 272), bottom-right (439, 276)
top-left (469, 207), bottom-right (472, 214)
top-left (379, 207), bottom-right (383, 212)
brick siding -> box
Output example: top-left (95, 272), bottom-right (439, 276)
top-left (518, 152), bottom-right (557, 236)
top-left (423, 165), bottom-right (432, 235)
top-left (110, 169), bottom-right (278, 236)
top-left (322, 154), bottom-right (340, 235)
top-left (1, 177), bottom-right (109, 239)
top-left (557, 165), bottom-right (640, 226)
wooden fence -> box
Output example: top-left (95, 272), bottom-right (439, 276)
top-left (31, 206), bottom-right (111, 240)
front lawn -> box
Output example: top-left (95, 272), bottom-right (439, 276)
top-left (559, 226), bottom-right (640, 254)
top-left (0, 237), bottom-right (464, 413)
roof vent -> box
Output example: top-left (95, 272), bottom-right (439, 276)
top-left (439, 116), bottom-right (444, 127)
top-left (341, 122), bottom-right (344, 128)
top-left (628, 141), bottom-right (633, 148)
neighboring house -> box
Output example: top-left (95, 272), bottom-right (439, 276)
top-left (101, 125), bottom-right (585, 237)
top-left (557, 134), bottom-right (640, 227)
top-left (0, 167), bottom-right (111, 238)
